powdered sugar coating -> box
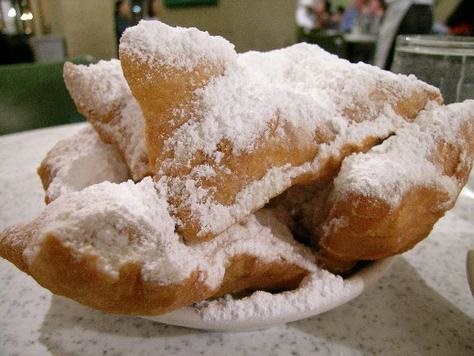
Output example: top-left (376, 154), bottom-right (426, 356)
top-left (64, 60), bottom-right (149, 180)
top-left (40, 126), bottom-right (129, 202)
top-left (64, 59), bottom-right (130, 117)
top-left (165, 43), bottom-right (436, 159)
top-left (332, 100), bottom-right (474, 207)
top-left (155, 38), bottom-right (440, 238)
top-left (120, 20), bottom-right (236, 71)
top-left (93, 96), bottom-right (149, 180)
top-left (194, 269), bottom-right (346, 321)
top-left (160, 111), bottom-right (421, 237)
top-left (24, 178), bottom-right (316, 289)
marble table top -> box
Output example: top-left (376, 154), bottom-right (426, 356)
top-left (1, 123), bottom-right (473, 356)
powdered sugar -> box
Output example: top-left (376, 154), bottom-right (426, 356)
top-left (24, 170), bottom-right (360, 322)
top-left (152, 36), bottom-right (440, 239)
top-left (63, 59), bottom-right (130, 117)
top-left (40, 126), bottom-right (129, 202)
top-left (120, 20), bottom-right (236, 71)
top-left (24, 178), bottom-right (317, 289)
top-left (163, 43), bottom-right (436, 161)
top-left (332, 100), bottom-right (474, 207)
top-left (162, 111), bottom-right (413, 238)
top-left (194, 269), bottom-right (346, 321)
top-left (29, 21), bottom-right (472, 323)
top-left (63, 60), bottom-right (150, 180)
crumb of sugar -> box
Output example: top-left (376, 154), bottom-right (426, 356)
top-left (43, 126), bottom-right (129, 202)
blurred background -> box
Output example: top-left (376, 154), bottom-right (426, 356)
top-left (0, 0), bottom-right (473, 134)
top-left (1, 0), bottom-right (471, 63)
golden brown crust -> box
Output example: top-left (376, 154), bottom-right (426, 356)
top-left (316, 188), bottom-right (451, 272)
top-left (0, 223), bottom-right (35, 273)
top-left (166, 121), bottom-right (433, 244)
top-left (37, 159), bottom-right (53, 204)
top-left (314, 107), bottom-right (474, 273)
top-left (119, 56), bottom-right (226, 174)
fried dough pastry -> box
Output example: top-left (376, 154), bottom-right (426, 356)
top-left (2, 21), bottom-right (473, 318)
top-left (0, 178), bottom-right (314, 315)
top-left (120, 21), bottom-right (442, 243)
top-left (37, 126), bottom-right (129, 203)
top-left (313, 101), bottom-right (474, 272)
top-left (63, 60), bottom-right (150, 180)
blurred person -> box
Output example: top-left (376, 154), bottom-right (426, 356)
top-left (340, 0), bottom-right (384, 34)
top-left (367, 0), bottom-right (384, 32)
top-left (374, 0), bottom-right (433, 69)
top-left (329, 6), bottom-right (345, 30)
top-left (146, 0), bottom-right (161, 21)
top-left (115, 0), bottom-right (133, 44)
top-left (296, 0), bottom-right (330, 33)
top-left (339, 0), bottom-right (367, 33)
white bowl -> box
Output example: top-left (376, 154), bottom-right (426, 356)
top-left (143, 257), bottom-right (396, 331)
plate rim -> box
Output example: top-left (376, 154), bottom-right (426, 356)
top-left (143, 256), bottom-right (397, 331)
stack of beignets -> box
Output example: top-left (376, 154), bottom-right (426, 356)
top-left (1, 21), bottom-right (473, 316)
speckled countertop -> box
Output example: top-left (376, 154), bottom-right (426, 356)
top-left (0, 123), bottom-right (473, 356)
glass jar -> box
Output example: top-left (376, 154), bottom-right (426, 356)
top-left (391, 35), bottom-right (474, 104)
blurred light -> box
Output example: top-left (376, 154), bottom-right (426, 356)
top-left (132, 5), bottom-right (141, 14)
top-left (7, 8), bottom-right (17, 18)
top-left (20, 12), bottom-right (33, 21)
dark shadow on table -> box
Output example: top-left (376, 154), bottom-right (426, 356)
top-left (290, 257), bottom-right (474, 355)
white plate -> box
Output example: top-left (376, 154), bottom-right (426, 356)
top-left (143, 257), bottom-right (396, 331)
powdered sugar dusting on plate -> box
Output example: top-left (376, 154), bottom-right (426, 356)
top-left (194, 269), bottom-right (346, 321)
